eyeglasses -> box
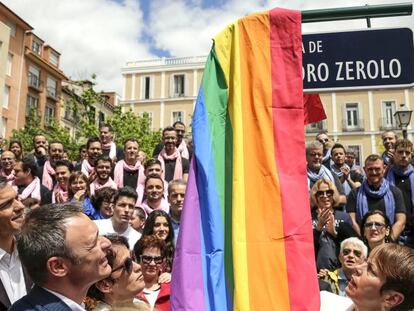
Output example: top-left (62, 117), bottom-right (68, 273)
top-left (112, 257), bottom-right (134, 274)
top-left (364, 222), bottom-right (386, 229)
top-left (318, 138), bottom-right (329, 143)
top-left (140, 255), bottom-right (164, 265)
top-left (316, 190), bottom-right (334, 197)
top-left (342, 249), bottom-right (362, 258)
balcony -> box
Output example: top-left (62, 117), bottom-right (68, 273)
top-left (379, 117), bottom-right (399, 131)
top-left (306, 120), bottom-right (327, 133)
top-left (28, 73), bottom-right (42, 91)
top-left (342, 119), bottom-right (365, 132)
top-left (46, 87), bottom-right (58, 101)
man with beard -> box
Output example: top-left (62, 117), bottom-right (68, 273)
top-left (52, 160), bottom-right (73, 204)
top-left (0, 177), bottom-right (31, 309)
top-left (94, 187), bottom-right (141, 250)
top-left (316, 132), bottom-right (332, 167)
top-left (0, 151), bottom-right (16, 185)
top-left (9, 203), bottom-right (112, 311)
top-left (319, 238), bottom-right (367, 297)
top-left (13, 156), bottom-right (51, 205)
top-left (140, 174), bottom-right (169, 216)
top-left (31, 134), bottom-right (48, 168)
top-left (114, 138), bottom-right (145, 205)
top-left (79, 137), bottom-right (102, 179)
top-left (381, 130), bottom-right (397, 167)
top-left (90, 155), bottom-right (117, 197)
top-left (38, 141), bottom-right (64, 191)
top-left (152, 122), bottom-right (189, 159)
top-left (345, 150), bottom-right (364, 179)
top-left (386, 138), bottom-right (414, 247)
top-left (157, 127), bottom-right (189, 183)
top-left (330, 144), bottom-right (362, 196)
top-left (168, 179), bottom-right (186, 245)
top-left (99, 124), bottom-right (123, 162)
top-left (346, 154), bottom-right (406, 241)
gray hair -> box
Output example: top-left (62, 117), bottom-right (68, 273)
top-left (168, 179), bottom-right (187, 195)
top-left (16, 203), bottom-right (84, 285)
top-left (306, 141), bottom-right (323, 154)
top-left (340, 237), bottom-right (368, 259)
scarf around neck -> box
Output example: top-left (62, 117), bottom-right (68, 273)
top-left (387, 164), bottom-right (414, 208)
top-left (177, 140), bottom-right (189, 159)
top-left (16, 176), bottom-right (41, 201)
top-left (102, 141), bottom-right (117, 159)
top-left (158, 148), bottom-right (183, 181)
top-left (90, 177), bottom-right (117, 197)
top-left (52, 183), bottom-right (69, 203)
top-left (307, 165), bottom-right (334, 189)
top-left (42, 160), bottom-right (55, 191)
top-left (81, 159), bottom-right (94, 178)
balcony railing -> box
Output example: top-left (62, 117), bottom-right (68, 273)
top-left (46, 87), bottom-right (58, 100)
top-left (379, 117), bottom-right (399, 130)
top-left (342, 119), bottom-right (365, 132)
top-left (28, 73), bottom-right (41, 91)
top-left (306, 120), bottom-right (327, 133)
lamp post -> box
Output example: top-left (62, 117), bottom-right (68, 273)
top-left (394, 104), bottom-right (412, 139)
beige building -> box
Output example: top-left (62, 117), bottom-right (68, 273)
top-left (61, 80), bottom-right (118, 138)
top-left (120, 55), bottom-right (414, 164)
top-left (0, 2), bottom-right (67, 138)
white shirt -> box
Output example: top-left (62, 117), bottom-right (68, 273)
top-left (43, 288), bottom-right (85, 311)
top-left (143, 288), bottom-right (160, 310)
top-left (0, 244), bottom-right (27, 304)
top-left (320, 291), bottom-right (354, 311)
top-left (94, 218), bottom-right (141, 250)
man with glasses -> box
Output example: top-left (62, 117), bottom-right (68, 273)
top-left (95, 187), bottom-right (141, 250)
top-left (319, 238), bottom-right (367, 297)
top-left (386, 139), bottom-right (414, 247)
top-left (316, 132), bottom-right (332, 167)
top-left (346, 154), bottom-right (406, 241)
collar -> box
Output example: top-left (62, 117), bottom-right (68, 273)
top-left (42, 288), bottom-right (85, 311)
top-left (0, 239), bottom-right (17, 260)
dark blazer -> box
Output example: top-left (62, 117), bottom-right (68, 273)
top-left (0, 265), bottom-right (32, 310)
top-left (9, 285), bottom-right (73, 311)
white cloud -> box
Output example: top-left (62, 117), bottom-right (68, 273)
top-left (2, 0), bottom-right (152, 93)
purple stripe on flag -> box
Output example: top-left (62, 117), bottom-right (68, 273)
top-left (171, 159), bottom-right (207, 311)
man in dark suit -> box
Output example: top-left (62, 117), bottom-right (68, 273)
top-left (0, 177), bottom-right (31, 310)
top-left (9, 203), bottom-right (112, 310)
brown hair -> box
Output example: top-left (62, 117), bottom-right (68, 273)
top-left (394, 138), bottom-right (413, 151)
top-left (133, 235), bottom-right (167, 260)
top-left (68, 171), bottom-right (90, 198)
top-left (364, 154), bottom-right (383, 166)
top-left (370, 244), bottom-right (414, 311)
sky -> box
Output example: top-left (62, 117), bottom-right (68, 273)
top-left (3, 0), bottom-right (413, 94)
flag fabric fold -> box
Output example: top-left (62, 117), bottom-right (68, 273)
top-left (172, 8), bottom-right (320, 311)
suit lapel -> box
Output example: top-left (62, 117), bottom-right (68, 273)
top-left (0, 279), bottom-right (11, 309)
top-left (26, 286), bottom-right (73, 311)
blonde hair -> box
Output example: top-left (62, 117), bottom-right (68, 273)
top-left (310, 179), bottom-right (340, 207)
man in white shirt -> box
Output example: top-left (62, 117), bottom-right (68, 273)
top-left (95, 186), bottom-right (141, 250)
top-left (9, 203), bottom-right (112, 311)
top-left (0, 177), bottom-right (29, 309)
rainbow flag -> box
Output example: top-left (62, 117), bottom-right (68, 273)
top-left (171, 8), bottom-right (320, 311)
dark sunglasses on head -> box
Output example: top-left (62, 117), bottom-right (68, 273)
top-left (140, 255), bottom-right (164, 265)
top-left (318, 138), bottom-right (328, 143)
top-left (112, 257), bottom-right (133, 274)
top-left (316, 190), bottom-right (334, 197)
top-left (364, 222), bottom-right (386, 229)
top-left (342, 248), bottom-right (362, 258)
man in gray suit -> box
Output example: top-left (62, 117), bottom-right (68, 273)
top-left (0, 176), bottom-right (30, 310)
top-left (9, 203), bottom-right (112, 311)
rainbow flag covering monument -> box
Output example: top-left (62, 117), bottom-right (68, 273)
top-left (171, 8), bottom-right (322, 311)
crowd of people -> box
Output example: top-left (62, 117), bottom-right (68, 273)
top-left (0, 121), bottom-right (414, 310)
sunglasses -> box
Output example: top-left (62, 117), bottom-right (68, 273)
top-left (364, 222), bottom-right (386, 229)
top-left (316, 190), bottom-right (334, 197)
top-left (342, 249), bottom-right (362, 258)
top-left (318, 138), bottom-right (329, 143)
top-left (112, 257), bottom-right (134, 274)
top-left (140, 255), bottom-right (164, 265)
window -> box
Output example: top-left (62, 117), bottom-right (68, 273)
top-left (347, 145), bottom-right (362, 166)
top-left (382, 100), bottom-right (396, 128)
top-left (99, 111), bottom-right (105, 126)
top-left (5, 22), bottom-right (16, 37)
top-left (7, 53), bottom-right (12, 76)
top-left (49, 51), bottom-right (59, 66)
top-left (28, 65), bottom-right (40, 89)
top-left (345, 103), bottom-right (360, 129)
top-left (32, 40), bottom-right (42, 55)
top-left (3, 86), bottom-right (10, 109)
top-left (142, 76), bottom-right (151, 99)
top-left (46, 77), bottom-right (57, 98)
top-left (44, 105), bottom-right (55, 125)
top-left (26, 95), bottom-right (39, 116)
top-left (172, 111), bottom-right (184, 124)
top-left (1, 117), bottom-right (7, 138)
top-left (173, 74), bottom-right (185, 97)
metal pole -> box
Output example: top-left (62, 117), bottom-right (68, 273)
top-left (302, 2), bottom-right (412, 23)
top-left (403, 127), bottom-right (408, 139)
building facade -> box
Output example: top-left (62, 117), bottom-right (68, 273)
top-left (121, 56), bottom-right (414, 164)
top-left (0, 2), bottom-right (67, 139)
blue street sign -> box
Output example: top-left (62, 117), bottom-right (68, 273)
top-left (302, 28), bottom-right (414, 92)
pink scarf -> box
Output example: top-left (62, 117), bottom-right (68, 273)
top-left (42, 161), bottom-right (55, 190)
top-left (0, 169), bottom-right (15, 185)
top-left (16, 177), bottom-right (41, 201)
top-left (140, 198), bottom-right (170, 216)
top-left (90, 177), bottom-right (117, 197)
top-left (177, 140), bottom-right (189, 159)
top-left (114, 159), bottom-right (146, 204)
top-left (81, 159), bottom-right (94, 178)
top-left (102, 141), bottom-right (117, 160)
top-left (52, 183), bottom-right (69, 203)
top-left (158, 148), bottom-right (183, 181)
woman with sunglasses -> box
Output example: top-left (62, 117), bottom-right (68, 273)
top-left (85, 234), bottom-right (145, 311)
top-left (360, 210), bottom-right (393, 253)
top-left (311, 179), bottom-right (358, 271)
top-left (134, 235), bottom-right (170, 311)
